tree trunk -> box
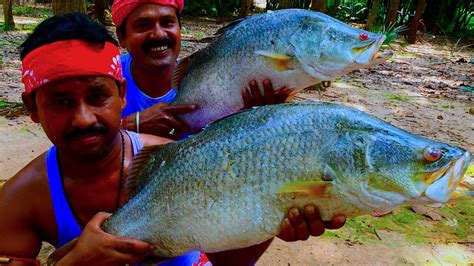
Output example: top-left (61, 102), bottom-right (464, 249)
top-left (365, 0), bottom-right (380, 30)
top-left (239, 0), bottom-right (250, 17)
top-left (94, 0), bottom-right (107, 24)
top-left (277, 0), bottom-right (295, 9)
top-left (385, 0), bottom-right (400, 26)
top-left (310, 0), bottom-right (327, 12)
top-left (330, 0), bottom-right (340, 16)
top-left (52, 0), bottom-right (86, 16)
top-left (407, 0), bottom-right (426, 44)
top-left (2, 0), bottom-right (15, 31)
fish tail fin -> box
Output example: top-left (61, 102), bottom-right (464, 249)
top-left (47, 238), bottom-right (78, 265)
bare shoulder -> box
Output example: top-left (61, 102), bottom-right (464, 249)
top-left (139, 133), bottom-right (174, 148)
top-left (1, 152), bottom-right (49, 201)
top-left (0, 153), bottom-right (49, 256)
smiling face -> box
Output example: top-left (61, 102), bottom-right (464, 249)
top-left (118, 4), bottom-right (181, 72)
top-left (26, 76), bottom-right (126, 160)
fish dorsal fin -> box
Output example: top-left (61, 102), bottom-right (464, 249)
top-left (172, 56), bottom-right (191, 90)
top-left (126, 144), bottom-right (166, 197)
top-left (215, 17), bottom-right (248, 36)
top-left (255, 50), bottom-right (294, 72)
top-left (277, 181), bottom-right (331, 197)
top-left (202, 107), bottom-right (258, 131)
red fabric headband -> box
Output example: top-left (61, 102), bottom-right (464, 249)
top-left (112, 0), bottom-right (184, 27)
top-left (21, 40), bottom-right (122, 95)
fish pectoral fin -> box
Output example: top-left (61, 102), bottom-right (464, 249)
top-left (47, 237), bottom-right (78, 265)
top-left (277, 181), bottom-right (331, 197)
top-left (172, 56), bottom-right (190, 90)
top-left (127, 144), bottom-right (166, 197)
top-left (255, 50), bottom-right (294, 72)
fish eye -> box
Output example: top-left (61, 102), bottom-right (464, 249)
top-left (423, 147), bottom-right (442, 162)
top-left (359, 33), bottom-right (369, 41)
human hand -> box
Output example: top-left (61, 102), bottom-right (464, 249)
top-left (278, 205), bottom-right (346, 242)
top-left (241, 79), bottom-right (295, 109)
top-left (57, 212), bottom-right (152, 266)
top-left (131, 102), bottom-right (197, 140)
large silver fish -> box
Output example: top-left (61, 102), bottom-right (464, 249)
top-left (172, 9), bottom-right (391, 132)
top-left (98, 102), bottom-right (471, 258)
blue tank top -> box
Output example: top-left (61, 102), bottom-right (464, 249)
top-left (46, 131), bottom-right (207, 265)
top-left (121, 53), bottom-right (177, 117)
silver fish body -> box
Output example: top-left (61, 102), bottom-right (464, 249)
top-left (104, 102), bottom-right (471, 257)
top-left (172, 9), bottom-right (390, 132)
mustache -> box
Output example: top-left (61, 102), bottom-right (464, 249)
top-left (142, 37), bottom-right (175, 52)
top-left (64, 123), bottom-right (107, 140)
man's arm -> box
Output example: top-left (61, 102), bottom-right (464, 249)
top-left (54, 213), bottom-right (152, 266)
top-left (122, 103), bottom-right (197, 140)
top-left (0, 174), bottom-right (43, 264)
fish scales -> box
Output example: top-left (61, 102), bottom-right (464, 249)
top-left (172, 9), bottom-right (390, 132)
top-left (103, 102), bottom-right (472, 257)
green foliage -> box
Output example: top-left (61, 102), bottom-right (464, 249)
top-left (321, 201), bottom-right (474, 245)
top-left (335, 2), bottom-right (368, 22)
top-left (12, 4), bottom-right (52, 18)
top-left (377, 22), bottom-right (408, 45)
top-left (183, 0), bottom-right (240, 17)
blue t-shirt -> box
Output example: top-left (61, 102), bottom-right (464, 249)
top-left (121, 53), bottom-right (177, 117)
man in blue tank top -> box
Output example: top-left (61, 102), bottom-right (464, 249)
top-left (0, 13), bottom-right (345, 266)
top-left (113, 0), bottom-right (295, 141)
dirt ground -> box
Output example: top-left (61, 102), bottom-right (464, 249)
top-left (0, 15), bottom-right (473, 265)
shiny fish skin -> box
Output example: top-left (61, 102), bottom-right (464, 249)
top-left (172, 9), bottom-right (389, 132)
top-left (104, 102), bottom-right (471, 257)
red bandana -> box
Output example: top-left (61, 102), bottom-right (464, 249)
top-left (21, 40), bottom-right (122, 95)
top-left (112, 0), bottom-right (184, 27)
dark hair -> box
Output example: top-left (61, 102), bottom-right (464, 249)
top-left (20, 13), bottom-right (118, 60)
top-left (117, 11), bottom-right (181, 38)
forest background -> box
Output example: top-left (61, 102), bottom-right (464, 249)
top-left (0, 0), bottom-right (473, 265)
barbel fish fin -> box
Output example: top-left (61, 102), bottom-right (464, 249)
top-left (126, 145), bottom-right (166, 197)
top-left (277, 181), bottom-right (330, 197)
top-left (47, 238), bottom-right (78, 265)
top-left (255, 50), bottom-right (294, 72)
top-left (172, 57), bottom-right (190, 90)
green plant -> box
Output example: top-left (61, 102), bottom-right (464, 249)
top-left (378, 22), bottom-right (408, 45)
top-left (12, 4), bottom-right (52, 18)
top-left (335, 2), bottom-right (368, 22)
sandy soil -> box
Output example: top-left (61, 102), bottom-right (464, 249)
top-left (0, 16), bottom-right (473, 265)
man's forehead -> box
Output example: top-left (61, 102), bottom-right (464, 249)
top-left (39, 76), bottom-right (117, 95)
top-left (128, 3), bottom-right (177, 21)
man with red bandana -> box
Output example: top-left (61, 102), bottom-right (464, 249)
top-left (0, 13), bottom-right (345, 265)
top-left (113, 0), bottom-right (294, 140)
top-left (0, 13), bottom-right (174, 265)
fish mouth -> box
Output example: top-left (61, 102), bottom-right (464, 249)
top-left (353, 35), bottom-right (390, 65)
top-left (423, 151), bottom-right (472, 203)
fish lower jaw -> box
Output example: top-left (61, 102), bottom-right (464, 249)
top-left (424, 152), bottom-right (471, 203)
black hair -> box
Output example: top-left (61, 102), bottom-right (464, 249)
top-left (117, 11), bottom-right (181, 38)
top-left (20, 13), bottom-right (118, 60)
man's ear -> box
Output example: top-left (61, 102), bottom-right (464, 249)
top-left (119, 78), bottom-right (127, 110)
top-left (21, 92), bottom-right (40, 123)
